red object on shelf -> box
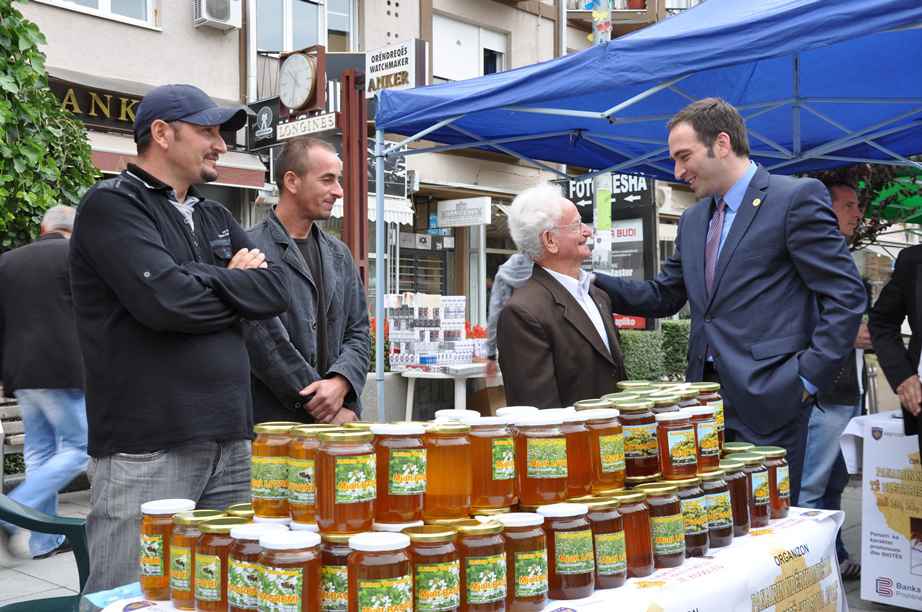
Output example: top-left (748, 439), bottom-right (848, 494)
top-left (628, 0), bottom-right (646, 8)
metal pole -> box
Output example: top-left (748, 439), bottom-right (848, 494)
top-left (375, 130), bottom-right (386, 423)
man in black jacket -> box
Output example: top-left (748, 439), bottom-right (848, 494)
top-left (70, 84), bottom-right (290, 591)
top-left (0, 206), bottom-right (87, 561)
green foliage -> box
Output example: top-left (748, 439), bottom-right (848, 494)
top-left (619, 329), bottom-right (665, 381)
top-left (3, 452), bottom-right (24, 475)
top-left (0, 0), bottom-right (98, 250)
top-left (661, 319), bottom-right (691, 379)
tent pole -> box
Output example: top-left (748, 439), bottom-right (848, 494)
top-left (447, 125), bottom-right (571, 179)
top-left (375, 129), bottom-right (386, 423)
top-left (581, 134), bottom-right (674, 176)
top-left (385, 114), bottom-right (465, 154)
top-left (792, 55), bottom-right (801, 156)
top-left (602, 74), bottom-right (690, 119)
top-left (400, 130), bottom-right (577, 157)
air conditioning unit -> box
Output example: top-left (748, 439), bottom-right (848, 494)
top-left (193, 0), bottom-right (242, 31)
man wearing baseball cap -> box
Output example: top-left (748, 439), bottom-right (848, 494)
top-left (70, 84), bottom-right (290, 591)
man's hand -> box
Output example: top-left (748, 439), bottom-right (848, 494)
top-left (896, 374), bottom-right (922, 416)
top-left (300, 375), bottom-right (351, 423)
top-left (228, 248), bottom-right (268, 270)
top-left (331, 407), bottom-right (358, 425)
top-left (854, 322), bottom-right (872, 349)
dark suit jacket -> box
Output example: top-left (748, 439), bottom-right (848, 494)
top-left (596, 166), bottom-right (866, 435)
top-left (497, 266), bottom-right (626, 408)
top-left (244, 210), bottom-right (370, 423)
top-left (0, 233), bottom-right (83, 395)
top-left (868, 244), bottom-right (922, 446)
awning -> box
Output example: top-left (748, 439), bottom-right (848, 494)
top-left (87, 131), bottom-right (267, 189)
top-left (331, 195), bottom-right (415, 226)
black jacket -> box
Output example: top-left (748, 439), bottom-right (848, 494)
top-left (0, 233), bottom-right (83, 395)
top-left (70, 164), bottom-right (290, 457)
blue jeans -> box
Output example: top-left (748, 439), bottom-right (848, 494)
top-left (83, 439), bottom-right (251, 593)
top-left (1, 389), bottom-right (88, 557)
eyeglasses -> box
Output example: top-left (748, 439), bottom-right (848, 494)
top-left (551, 220), bottom-right (590, 234)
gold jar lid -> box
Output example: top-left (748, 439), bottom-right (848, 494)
top-left (718, 460), bottom-right (745, 471)
top-left (678, 388), bottom-right (700, 401)
top-left (224, 503), bottom-right (254, 518)
top-left (723, 442), bottom-right (754, 454)
top-left (625, 473), bottom-right (661, 486)
top-left (637, 483), bottom-right (678, 495)
top-left (566, 494), bottom-right (600, 504)
top-left (321, 533), bottom-right (354, 545)
top-left (573, 399), bottom-right (611, 411)
top-left (254, 423), bottom-right (297, 434)
top-left (617, 380), bottom-right (653, 390)
top-left (610, 491), bottom-right (647, 503)
top-left (343, 422), bottom-right (373, 430)
top-left (583, 498), bottom-right (620, 511)
top-left (699, 469), bottom-right (726, 480)
top-left (650, 395), bottom-right (680, 407)
top-left (612, 400), bottom-right (655, 412)
top-left (688, 382), bottom-right (721, 393)
top-left (456, 520), bottom-right (504, 536)
top-left (291, 424), bottom-right (342, 438)
top-left (600, 392), bottom-right (638, 402)
top-left (199, 517), bottom-right (250, 534)
top-left (472, 506), bottom-right (511, 516)
top-left (319, 430), bottom-right (374, 443)
top-left (403, 525), bottom-right (458, 542)
top-left (425, 422), bottom-right (471, 434)
top-left (726, 452), bottom-right (764, 466)
top-left (665, 476), bottom-right (701, 487)
top-left (425, 517), bottom-right (473, 527)
top-left (751, 445), bottom-right (787, 459)
top-left (174, 509), bottom-right (226, 525)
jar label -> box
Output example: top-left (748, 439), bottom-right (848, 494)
top-left (194, 553), bottom-right (221, 602)
top-left (320, 565), bottom-right (348, 611)
top-left (335, 453), bottom-right (377, 504)
top-left (696, 422), bottom-right (720, 457)
top-left (228, 558), bottom-right (259, 609)
top-left (680, 496), bottom-right (709, 535)
top-left (623, 423), bottom-right (658, 458)
top-left (465, 553), bottom-right (506, 604)
top-left (288, 457), bottom-right (316, 505)
top-left (600, 434), bottom-right (626, 472)
top-left (554, 529), bottom-right (594, 574)
top-left (778, 465), bottom-right (790, 500)
top-left (389, 448), bottom-right (427, 495)
top-left (415, 560), bottom-right (461, 611)
top-left (139, 533), bottom-right (163, 577)
top-left (491, 438), bottom-right (515, 480)
top-left (168, 544), bottom-right (191, 590)
top-left (651, 514), bottom-right (685, 556)
top-left (594, 531), bottom-right (626, 575)
top-left (706, 491), bottom-right (733, 529)
top-left (514, 550), bottom-right (548, 597)
top-left (252, 455), bottom-right (289, 500)
top-left (709, 399), bottom-right (725, 431)
top-left (666, 427), bottom-right (698, 468)
top-left (358, 575), bottom-right (413, 612)
top-left (526, 437), bottom-right (568, 479)
top-left (751, 470), bottom-right (770, 506)
top-left (258, 565), bottom-right (303, 611)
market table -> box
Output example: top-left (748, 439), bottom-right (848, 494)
top-left (402, 369), bottom-right (487, 420)
top-left (82, 508), bottom-right (845, 612)
top-left (840, 411), bottom-right (922, 611)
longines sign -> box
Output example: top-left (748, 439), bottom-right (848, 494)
top-left (49, 78), bottom-right (141, 133)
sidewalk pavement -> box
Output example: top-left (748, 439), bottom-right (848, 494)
top-left (0, 482), bottom-right (913, 610)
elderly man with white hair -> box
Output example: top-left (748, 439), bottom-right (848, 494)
top-left (0, 205), bottom-right (88, 561)
top-left (496, 183), bottom-right (626, 408)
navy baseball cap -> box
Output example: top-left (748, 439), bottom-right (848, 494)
top-left (133, 84), bottom-right (250, 142)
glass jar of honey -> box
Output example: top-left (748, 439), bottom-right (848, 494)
top-left (252, 423), bottom-right (293, 519)
top-left (722, 441), bottom-right (754, 457)
top-left (347, 532), bottom-right (413, 612)
top-left (655, 412), bottom-right (698, 479)
top-left (139, 498), bottom-right (196, 601)
top-left (317, 431), bottom-right (377, 533)
top-left (690, 383), bottom-right (725, 449)
top-left (170, 509), bottom-right (225, 610)
top-left (584, 498), bottom-right (625, 590)
top-left (752, 446), bottom-right (790, 519)
top-left (424, 422), bottom-right (472, 522)
top-left (456, 520), bottom-right (507, 611)
top-left (371, 423), bottom-right (426, 524)
top-left (513, 416), bottom-right (568, 508)
top-left (671, 477), bottom-right (709, 558)
top-left (736, 453), bottom-right (770, 528)
top-left (195, 517), bottom-right (250, 610)
top-left (469, 417), bottom-right (517, 510)
top-left (609, 491), bottom-right (652, 577)
top-left (320, 533), bottom-right (352, 612)
top-left (676, 388), bottom-right (700, 410)
top-left (227, 522), bottom-right (288, 612)
top-left (536, 503), bottom-right (594, 600)
top-left (719, 459), bottom-right (750, 537)
top-left (404, 525), bottom-right (462, 611)
top-left (224, 503), bottom-right (254, 520)
top-left (615, 401), bottom-right (659, 479)
top-left (643, 484), bottom-right (685, 569)
top-left (494, 513), bottom-right (548, 611)
top-left (650, 395), bottom-right (680, 415)
top-left (257, 530), bottom-right (322, 612)
top-left (686, 406), bottom-right (720, 471)
top-left (580, 409), bottom-right (625, 496)
top-left (699, 470), bottom-right (733, 549)
top-left (289, 425), bottom-right (338, 524)
top-left (560, 412), bottom-right (593, 500)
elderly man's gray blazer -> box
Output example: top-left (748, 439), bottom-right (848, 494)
top-left (244, 210), bottom-right (369, 422)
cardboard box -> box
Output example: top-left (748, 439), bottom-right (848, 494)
top-left (469, 380), bottom-right (506, 416)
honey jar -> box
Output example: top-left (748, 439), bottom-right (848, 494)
top-left (139, 498), bottom-right (196, 601)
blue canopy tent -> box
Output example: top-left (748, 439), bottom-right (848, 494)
top-left (369, 0), bottom-right (922, 413)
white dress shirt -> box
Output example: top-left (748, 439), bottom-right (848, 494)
top-left (542, 266), bottom-right (611, 354)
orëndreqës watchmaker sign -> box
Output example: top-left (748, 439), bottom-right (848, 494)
top-left (365, 39), bottom-right (427, 99)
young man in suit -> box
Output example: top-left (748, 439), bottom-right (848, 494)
top-left (595, 98), bottom-right (866, 504)
top-left (496, 183), bottom-right (626, 408)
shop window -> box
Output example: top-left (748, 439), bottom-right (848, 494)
top-left (38, 0), bottom-right (154, 26)
top-left (433, 14), bottom-right (507, 81)
top-left (257, 0), bottom-right (354, 53)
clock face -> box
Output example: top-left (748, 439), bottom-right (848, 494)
top-left (279, 53), bottom-right (315, 111)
